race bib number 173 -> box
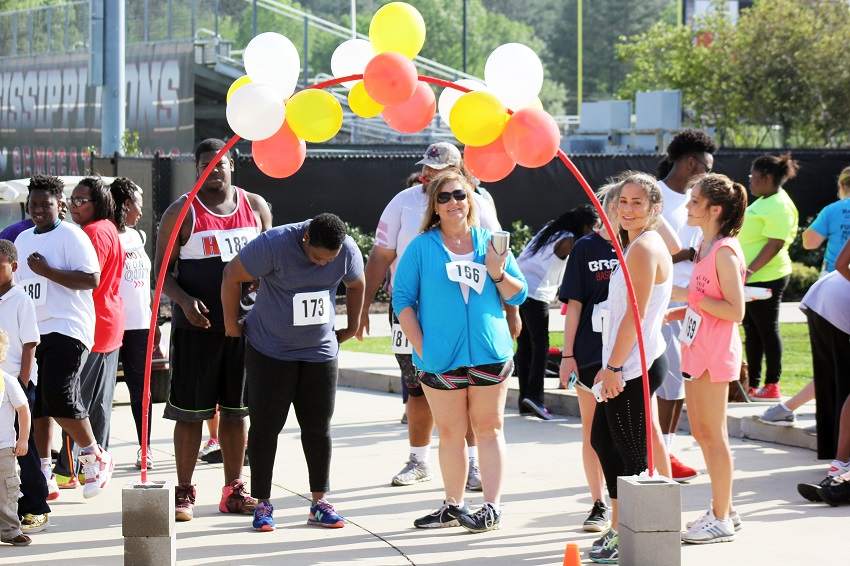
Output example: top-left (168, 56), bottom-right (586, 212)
top-left (292, 290), bottom-right (330, 326)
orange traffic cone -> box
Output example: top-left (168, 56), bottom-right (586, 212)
top-left (563, 542), bottom-right (581, 566)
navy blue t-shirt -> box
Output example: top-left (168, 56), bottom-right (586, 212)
top-left (558, 232), bottom-right (618, 370)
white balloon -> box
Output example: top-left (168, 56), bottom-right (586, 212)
top-left (244, 32), bottom-right (301, 99)
top-left (226, 83), bottom-right (286, 141)
top-left (484, 43), bottom-right (544, 112)
top-left (331, 39), bottom-right (376, 89)
top-left (437, 79), bottom-right (489, 127)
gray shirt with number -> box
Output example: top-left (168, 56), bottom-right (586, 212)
top-left (239, 220), bottom-right (364, 362)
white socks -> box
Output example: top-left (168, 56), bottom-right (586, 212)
top-left (467, 446), bottom-right (478, 460)
top-left (410, 445), bottom-right (430, 462)
top-left (663, 433), bottom-right (674, 450)
top-left (41, 458), bottom-right (52, 479)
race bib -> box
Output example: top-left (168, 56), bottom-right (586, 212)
top-left (598, 303), bottom-right (611, 352)
top-left (18, 276), bottom-right (48, 306)
top-left (591, 302), bottom-right (608, 333)
top-left (446, 261), bottom-right (486, 294)
top-left (391, 323), bottom-right (412, 354)
top-left (215, 228), bottom-right (258, 262)
top-left (292, 290), bottom-right (330, 326)
top-left (678, 307), bottom-right (702, 347)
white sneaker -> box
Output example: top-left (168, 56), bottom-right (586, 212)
top-left (45, 474), bottom-right (59, 501)
top-left (392, 453), bottom-right (433, 486)
top-left (686, 506), bottom-right (742, 532)
top-left (682, 510), bottom-right (736, 544)
top-left (828, 459), bottom-right (850, 477)
top-left (79, 449), bottom-right (114, 499)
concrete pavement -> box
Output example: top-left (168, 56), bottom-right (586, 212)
top-left (5, 345), bottom-right (842, 565)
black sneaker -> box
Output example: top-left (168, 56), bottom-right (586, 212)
top-left (414, 501), bottom-right (470, 528)
top-left (457, 502), bottom-right (501, 533)
top-left (818, 474), bottom-right (850, 507)
top-left (583, 499), bottom-right (610, 532)
top-left (797, 476), bottom-right (833, 502)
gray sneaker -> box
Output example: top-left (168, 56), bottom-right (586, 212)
top-left (392, 453), bottom-right (433, 486)
top-left (466, 458), bottom-right (483, 491)
top-left (756, 403), bottom-right (796, 426)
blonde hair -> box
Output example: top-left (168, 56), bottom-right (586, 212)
top-left (419, 170), bottom-right (477, 233)
top-left (838, 166), bottom-right (850, 199)
top-left (605, 171), bottom-right (663, 247)
top-left (595, 180), bottom-right (623, 231)
top-left (0, 329), bottom-right (8, 365)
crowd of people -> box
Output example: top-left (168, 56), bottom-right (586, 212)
top-left (0, 133), bottom-right (848, 561)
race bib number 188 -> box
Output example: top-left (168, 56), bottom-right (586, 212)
top-left (293, 290), bottom-right (330, 326)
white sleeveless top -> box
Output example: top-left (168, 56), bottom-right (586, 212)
top-left (602, 231), bottom-right (673, 381)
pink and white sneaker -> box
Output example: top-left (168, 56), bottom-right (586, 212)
top-left (45, 474), bottom-right (60, 501)
top-left (79, 448), bottom-right (114, 499)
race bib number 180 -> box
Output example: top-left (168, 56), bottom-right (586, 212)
top-left (293, 290), bottom-right (330, 326)
top-left (18, 276), bottom-right (48, 306)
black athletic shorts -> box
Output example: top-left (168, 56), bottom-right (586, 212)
top-left (418, 360), bottom-right (514, 391)
top-left (33, 333), bottom-right (89, 419)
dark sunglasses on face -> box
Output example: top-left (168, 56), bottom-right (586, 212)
top-left (436, 189), bottom-right (468, 204)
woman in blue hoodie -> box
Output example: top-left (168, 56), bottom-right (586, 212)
top-left (393, 170), bottom-right (527, 534)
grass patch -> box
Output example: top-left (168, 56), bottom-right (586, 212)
top-left (341, 323), bottom-right (813, 397)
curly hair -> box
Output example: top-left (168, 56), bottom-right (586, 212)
top-left (76, 177), bottom-right (114, 222)
top-left (0, 239), bottom-right (17, 263)
top-left (110, 177), bottom-right (140, 230)
top-left (0, 329), bottom-right (8, 364)
top-left (419, 170), bottom-right (477, 233)
top-left (27, 174), bottom-right (65, 199)
top-left (665, 129), bottom-right (719, 162)
top-left (307, 213), bottom-right (347, 250)
top-left (690, 173), bottom-right (748, 237)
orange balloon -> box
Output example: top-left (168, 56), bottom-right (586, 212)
top-left (501, 108), bottom-right (561, 168)
top-left (464, 137), bottom-right (516, 182)
top-left (363, 52), bottom-right (418, 106)
top-left (252, 121), bottom-right (306, 179)
top-left (382, 82), bottom-right (436, 134)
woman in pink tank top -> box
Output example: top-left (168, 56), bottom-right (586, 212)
top-left (668, 174), bottom-right (748, 545)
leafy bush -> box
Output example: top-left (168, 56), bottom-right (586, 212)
top-left (344, 223), bottom-right (387, 303)
top-left (784, 262), bottom-right (820, 301)
top-left (510, 220), bottom-right (533, 257)
top-left (788, 216), bottom-right (824, 269)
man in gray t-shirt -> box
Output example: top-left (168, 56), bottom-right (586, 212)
top-left (221, 213), bottom-right (365, 532)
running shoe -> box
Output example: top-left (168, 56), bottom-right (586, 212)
top-left (583, 499), bottom-right (610, 532)
top-left (20, 513), bottom-right (49, 534)
top-left (589, 530), bottom-right (618, 563)
top-left (392, 453), bottom-right (433, 486)
top-left (818, 473), bottom-right (850, 507)
top-left (175, 482), bottom-right (196, 521)
top-left (756, 403), bottom-right (796, 426)
top-left (307, 499), bottom-right (345, 528)
top-left (57, 474), bottom-right (79, 489)
top-left (458, 502), bottom-right (501, 533)
top-left (198, 437), bottom-right (220, 459)
top-left (797, 476), bottom-right (833, 502)
top-left (670, 454), bottom-right (699, 482)
top-left (749, 383), bottom-right (781, 401)
top-left (414, 501), bottom-right (470, 528)
top-left (79, 448), bottom-right (113, 499)
top-left (135, 447), bottom-right (153, 469)
top-left (828, 459), bottom-right (850, 477)
top-left (1, 534), bottom-right (31, 546)
top-left (686, 507), bottom-right (743, 532)
top-left (591, 527), bottom-right (615, 550)
top-left (252, 501), bottom-right (275, 532)
top-left (681, 510), bottom-right (736, 544)
top-left (466, 458), bottom-right (483, 491)
top-left (220, 479), bottom-right (257, 515)
top-left (521, 398), bottom-right (554, 420)
top-left (46, 474), bottom-right (60, 501)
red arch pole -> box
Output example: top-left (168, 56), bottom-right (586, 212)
top-left (139, 73), bottom-right (653, 481)
top-left (140, 136), bottom-right (240, 483)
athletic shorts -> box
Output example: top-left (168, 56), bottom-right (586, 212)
top-left (576, 363), bottom-right (603, 392)
top-left (418, 360), bottom-right (514, 391)
top-left (33, 333), bottom-right (89, 420)
top-left (388, 306), bottom-right (423, 398)
top-left (163, 328), bottom-right (248, 422)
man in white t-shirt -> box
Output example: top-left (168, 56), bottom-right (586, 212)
top-left (356, 143), bottom-right (511, 491)
top-left (655, 130), bottom-right (718, 482)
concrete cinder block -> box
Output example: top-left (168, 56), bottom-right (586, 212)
top-left (122, 480), bottom-right (175, 538)
top-left (124, 535), bottom-right (177, 566)
top-left (617, 475), bottom-right (681, 533)
top-left (618, 524), bottom-right (681, 566)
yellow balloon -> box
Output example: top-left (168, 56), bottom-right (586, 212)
top-left (348, 81), bottom-right (384, 118)
top-left (531, 97), bottom-right (544, 111)
top-left (226, 75), bottom-right (252, 102)
top-left (369, 2), bottom-right (426, 59)
top-left (285, 89), bottom-right (344, 143)
top-left (450, 92), bottom-right (508, 147)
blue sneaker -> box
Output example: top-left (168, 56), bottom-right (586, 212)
top-left (252, 501), bottom-right (275, 532)
top-left (307, 499), bottom-right (345, 528)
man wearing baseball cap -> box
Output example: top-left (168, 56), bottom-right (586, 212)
top-left (357, 142), bottom-right (518, 494)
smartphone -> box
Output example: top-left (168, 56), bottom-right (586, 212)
top-left (568, 370), bottom-right (578, 390)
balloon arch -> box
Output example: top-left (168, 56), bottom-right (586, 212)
top-left (138, 2), bottom-right (654, 484)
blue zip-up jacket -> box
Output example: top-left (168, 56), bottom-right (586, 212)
top-left (392, 226), bottom-right (527, 374)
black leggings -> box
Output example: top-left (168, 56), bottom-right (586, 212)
top-left (245, 343), bottom-right (338, 500)
top-left (515, 297), bottom-right (550, 406)
top-left (591, 353), bottom-right (667, 500)
top-left (120, 329), bottom-right (153, 445)
top-left (742, 275), bottom-right (789, 387)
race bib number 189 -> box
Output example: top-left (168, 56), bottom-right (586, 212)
top-left (18, 276), bottom-right (48, 306)
top-left (293, 290), bottom-right (330, 326)
top-left (678, 307), bottom-right (702, 347)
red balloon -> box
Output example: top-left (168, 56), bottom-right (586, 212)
top-left (501, 108), bottom-right (561, 168)
top-left (252, 121), bottom-right (306, 178)
top-left (363, 52), bottom-right (418, 106)
top-left (463, 137), bottom-right (516, 182)
top-left (381, 82), bottom-right (436, 134)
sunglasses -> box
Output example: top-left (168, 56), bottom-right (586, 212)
top-left (436, 189), bottom-right (468, 204)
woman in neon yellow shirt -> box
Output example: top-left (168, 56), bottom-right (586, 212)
top-left (738, 153), bottom-right (799, 401)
